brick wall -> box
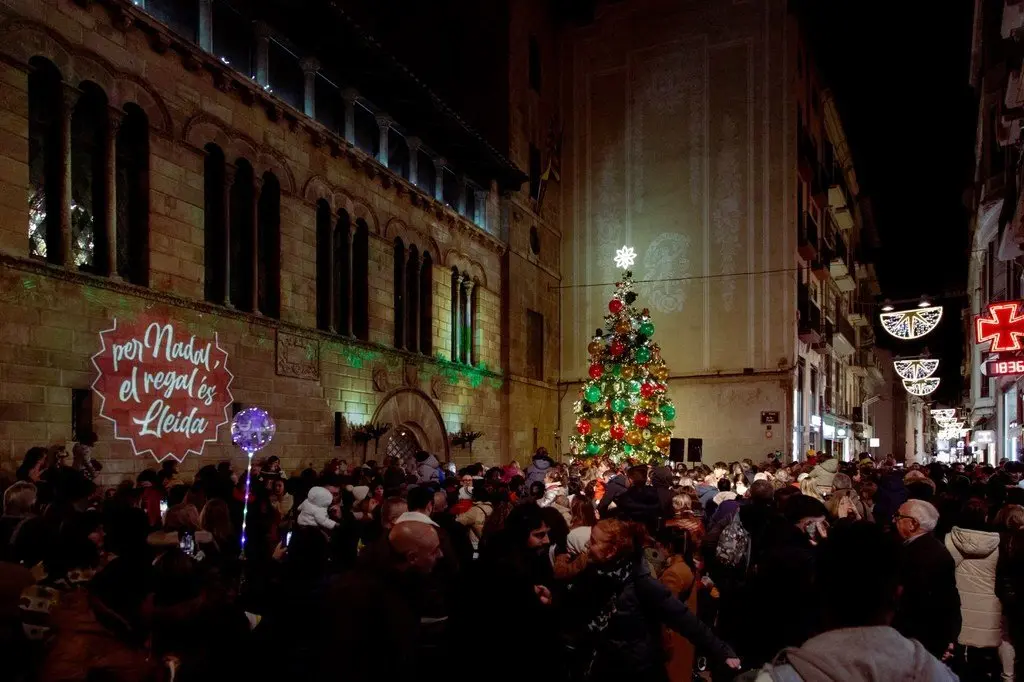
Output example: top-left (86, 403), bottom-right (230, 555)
top-left (0, 0), bottom-right (514, 483)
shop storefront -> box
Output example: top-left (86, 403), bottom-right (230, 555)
top-left (1004, 385), bottom-right (1020, 462)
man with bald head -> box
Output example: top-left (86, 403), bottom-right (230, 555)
top-left (892, 499), bottom-right (962, 659)
top-left (319, 521), bottom-right (443, 681)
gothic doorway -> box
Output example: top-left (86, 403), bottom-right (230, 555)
top-left (371, 387), bottom-right (451, 463)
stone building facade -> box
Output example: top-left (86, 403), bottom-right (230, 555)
top-left (0, 0), bottom-right (566, 483)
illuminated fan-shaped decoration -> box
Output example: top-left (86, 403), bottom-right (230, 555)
top-left (938, 427), bottom-right (970, 440)
top-left (894, 359), bottom-right (940, 380)
top-left (902, 377), bottom-right (940, 396)
top-left (931, 409), bottom-right (957, 420)
top-left (935, 417), bottom-right (961, 428)
top-left (880, 306), bottom-right (944, 340)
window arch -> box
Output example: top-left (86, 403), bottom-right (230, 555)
top-left (405, 244), bottom-right (419, 351)
top-left (315, 199), bottom-right (332, 330)
top-left (393, 237), bottom-right (406, 348)
top-left (28, 56), bottom-right (63, 263)
top-left (450, 267), bottom-right (477, 365)
top-left (115, 104), bottom-right (149, 285)
top-left (419, 252), bottom-right (432, 354)
top-left (204, 143), bottom-right (227, 305)
top-left (70, 81), bottom-right (108, 273)
top-left (257, 171), bottom-right (281, 318)
top-left (229, 159), bottom-right (255, 312)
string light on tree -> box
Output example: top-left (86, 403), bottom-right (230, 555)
top-left (879, 306), bottom-right (943, 340)
top-left (893, 358), bottom-right (940, 381)
top-left (571, 246), bottom-right (675, 463)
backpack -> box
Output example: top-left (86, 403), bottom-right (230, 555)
top-left (715, 511), bottom-right (751, 569)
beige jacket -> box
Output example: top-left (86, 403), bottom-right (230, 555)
top-left (946, 526), bottom-right (1002, 648)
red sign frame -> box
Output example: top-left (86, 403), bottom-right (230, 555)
top-left (976, 301), bottom-right (1024, 352)
top-left (988, 359), bottom-right (1024, 377)
top-left (91, 318), bottom-right (234, 463)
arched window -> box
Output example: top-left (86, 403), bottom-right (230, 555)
top-left (352, 219), bottom-right (370, 341)
top-left (354, 104), bottom-right (379, 157)
top-left (417, 149), bottom-right (435, 197)
top-left (70, 82), bottom-right (108, 272)
top-left (315, 199), bottom-right (332, 331)
top-left (115, 104), bottom-right (149, 285)
top-left (388, 130), bottom-right (409, 179)
top-left (450, 267), bottom-right (477, 365)
top-left (28, 57), bottom-right (63, 263)
top-left (333, 210), bottom-right (351, 334)
top-left (229, 159), bottom-right (255, 312)
top-left (405, 244), bottom-right (419, 351)
top-left (393, 238), bottom-right (406, 348)
top-left (419, 252), bottom-right (432, 354)
top-left (257, 171), bottom-right (281, 318)
top-left (203, 143), bottom-right (227, 304)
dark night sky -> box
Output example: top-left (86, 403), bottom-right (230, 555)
top-left (804, 0), bottom-right (978, 404)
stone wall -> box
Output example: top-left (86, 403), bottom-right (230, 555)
top-left (0, 0), bottom-right (511, 484)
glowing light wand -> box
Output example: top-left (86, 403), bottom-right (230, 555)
top-left (230, 407), bottom-right (276, 558)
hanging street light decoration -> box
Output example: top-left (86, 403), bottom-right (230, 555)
top-left (880, 306), bottom-right (943, 340)
top-left (893, 358), bottom-right (940, 381)
top-left (902, 377), bottom-right (940, 396)
top-left (931, 408), bottom-right (957, 420)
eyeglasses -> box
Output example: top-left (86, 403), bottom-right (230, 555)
top-left (892, 513), bottom-right (915, 523)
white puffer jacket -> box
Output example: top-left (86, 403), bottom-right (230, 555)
top-left (946, 526), bottom-right (1002, 648)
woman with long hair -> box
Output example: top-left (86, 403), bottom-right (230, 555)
top-left (564, 519), bottom-right (739, 681)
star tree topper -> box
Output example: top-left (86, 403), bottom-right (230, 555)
top-left (614, 245), bottom-right (637, 270)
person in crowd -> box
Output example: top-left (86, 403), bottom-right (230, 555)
top-left (296, 486), bottom-right (338, 534)
top-left (825, 472), bottom-right (866, 522)
top-left (16, 447), bottom-right (48, 484)
top-left (752, 522), bottom-right (957, 681)
top-left (525, 448), bottom-right (554, 488)
top-left (502, 459), bottom-right (523, 483)
top-left (650, 465), bottom-right (676, 518)
top-left (598, 463), bottom-right (630, 518)
top-left (456, 480), bottom-right (493, 554)
top-left (198, 498), bottom-right (235, 555)
top-left (655, 527), bottom-right (700, 681)
top-left (1, 481), bottom-right (48, 567)
top-left (414, 450), bottom-right (441, 485)
top-left (890, 499), bottom-right (962, 659)
top-left (138, 469), bottom-right (171, 528)
top-left (808, 456), bottom-right (838, 497)
top-left (998, 502), bottom-right (1024, 680)
top-left (564, 519), bottom-right (739, 681)
top-left (664, 492), bottom-right (705, 551)
top-left (610, 465), bottom-right (663, 530)
top-left (268, 477), bottom-right (294, 520)
top-left (538, 467), bottom-right (567, 508)
top-left (70, 433), bottom-right (102, 481)
top-left (321, 521), bottom-right (443, 681)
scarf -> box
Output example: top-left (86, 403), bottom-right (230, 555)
top-left (585, 557), bottom-right (634, 634)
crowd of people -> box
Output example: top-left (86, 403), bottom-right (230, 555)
top-left (4, 442), bottom-right (1024, 681)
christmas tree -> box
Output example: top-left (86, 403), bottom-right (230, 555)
top-left (570, 246), bottom-right (676, 463)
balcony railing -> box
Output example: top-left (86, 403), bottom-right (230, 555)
top-left (798, 213), bottom-right (819, 260)
top-left (799, 286), bottom-right (823, 344)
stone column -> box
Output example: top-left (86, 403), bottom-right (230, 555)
top-left (376, 114), bottom-right (391, 167)
top-left (433, 157), bottom-right (446, 204)
top-left (406, 137), bottom-right (421, 186)
top-left (464, 278), bottom-right (475, 365)
top-left (104, 108), bottom-right (123, 279)
top-left (346, 226), bottom-right (355, 336)
top-left (251, 174), bottom-right (262, 314)
top-left (474, 189), bottom-right (487, 228)
top-left (198, 0), bottom-right (213, 53)
top-left (453, 272), bottom-right (465, 362)
top-left (300, 57), bottom-right (319, 119)
top-left (222, 163), bottom-right (235, 308)
top-left (341, 89), bottom-right (357, 145)
top-left (60, 85), bottom-right (80, 268)
top-left (254, 21), bottom-right (271, 88)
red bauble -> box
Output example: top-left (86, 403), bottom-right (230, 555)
top-left (610, 340), bottom-right (626, 356)
top-left (640, 383), bottom-right (656, 398)
top-left (577, 419), bottom-right (592, 435)
top-left (634, 412), bottom-right (650, 428)
top-left (609, 299), bottom-right (624, 314)
top-left (588, 363), bottom-right (603, 379)
top-left (610, 423), bottom-right (626, 441)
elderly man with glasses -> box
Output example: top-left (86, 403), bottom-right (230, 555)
top-left (891, 499), bottom-right (962, 661)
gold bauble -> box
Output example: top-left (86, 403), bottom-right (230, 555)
top-left (654, 366), bottom-right (669, 381)
top-left (626, 430), bottom-right (643, 446)
top-left (621, 366), bottom-right (635, 380)
top-left (655, 433), bottom-right (671, 449)
top-left (588, 341), bottom-right (603, 356)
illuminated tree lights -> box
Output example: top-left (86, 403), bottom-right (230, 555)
top-left (880, 306), bottom-right (943, 340)
top-left (902, 377), bottom-right (940, 396)
top-left (975, 301), bottom-right (1024, 352)
top-left (893, 358), bottom-right (940, 380)
top-left (571, 247), bottom-right (675, 463)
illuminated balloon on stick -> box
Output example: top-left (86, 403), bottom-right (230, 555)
top-left (231, 407), bottom-right (276, 558)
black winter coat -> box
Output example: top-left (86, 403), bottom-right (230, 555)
top-left (892, 532), bottom-right (962, 657)
top-left (597, 475), bottom-right (629, 518)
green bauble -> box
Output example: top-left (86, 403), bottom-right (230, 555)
top-left (611, 364), bottom-right (622, 377)
top-left (660, 404), bottom-right (676, 421)
top-left (628, 380), bottom-right (642, 394)
top-left (639, 321), bottom-right (655, 337)
top-left (586, 441), bottom-right (601, 455)
top-left (623, 444), bottom-right (633, 455)
top-left (585, 385), bottom-right (602, 403)
top-left (635, 347), bottom-right (651, 363)
top-left (611, 397), bottom-right (627, 413)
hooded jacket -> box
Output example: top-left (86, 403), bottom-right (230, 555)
top-left (808, 459), bottom-right (839, 496)
top-left (946, 525), bottom-right (1002, 647)
top-left (524, 456), bottom-right (553, 487)
top-left (415, 454), bottom-right (440, 484)
top-left (597, 474), bottom-right (629, 517)
top-left (754, 626), bottom-right (956, 681)
top-left (297, 487), bottom-right (337, 531)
